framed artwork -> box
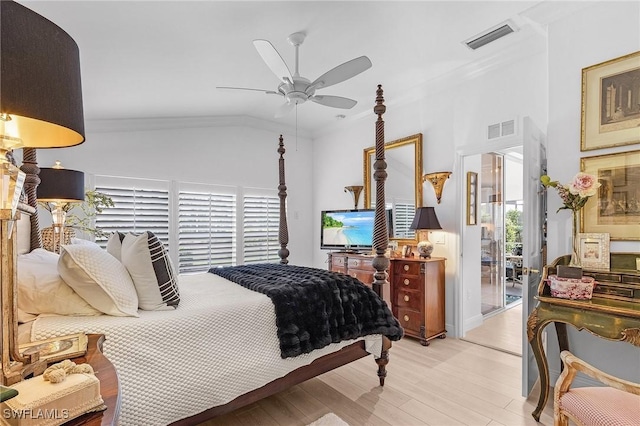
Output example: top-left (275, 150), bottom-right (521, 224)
top-left (466, 172), bottom-right (478, 225)
top-left (577, 232), bottom-right (610, 270)
top-left (580, 150), bottom-right (640, 240)
top-left (580, 51), bottom-right (640, 151)
top-left (19, 333), bottom-right (88, 364)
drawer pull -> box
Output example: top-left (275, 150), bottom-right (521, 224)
top-left (403, 279), bottom-right (410, 285)
top-left (403, 315), bottom-right (409, 322)
top-left (404, 295), bottom-right (410, 302)
top-left (403, 265), bottom-right (410, 271)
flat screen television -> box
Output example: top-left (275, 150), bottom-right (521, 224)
top-left (321, 209), bottom-right (375, 252)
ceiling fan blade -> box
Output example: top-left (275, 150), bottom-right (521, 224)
top-left (310, 95), bottom-right (357, 109)
top-left (216, 86), bottom-right (280, 95)
top-left (274, 102), bottom-right (295, 118)
top-left (253, 39), bottom-right (293, 83)
top-left (310, 56), bottom-right (372, 90)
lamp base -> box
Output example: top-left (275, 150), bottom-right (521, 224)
top-left (417, 240), bottom-right (433, 259)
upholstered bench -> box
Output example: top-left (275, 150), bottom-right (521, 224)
top-left (554, 351), bottom-right (640, 426)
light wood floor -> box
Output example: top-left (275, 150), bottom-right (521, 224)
top-left (462, 303), bottom-right (523, 356)
top-left (201, 337), bottom-right (554, 426)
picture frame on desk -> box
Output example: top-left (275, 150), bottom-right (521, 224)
top-left (577, 232), bottom-right (610, 271)
top-left (580, 51), bottom-right (640, 151)
top-left (19, 333), bottom-right (88, 364)
top-left (581, 150), bottom-right (640, 240)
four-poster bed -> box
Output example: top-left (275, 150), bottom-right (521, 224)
top-left (8, 86), bottom-right (399, 425)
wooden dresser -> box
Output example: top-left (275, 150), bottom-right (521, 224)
top-left (328, 252), bottom-right (375, 284)
top-left (390, 257), bottom-right (446, 346)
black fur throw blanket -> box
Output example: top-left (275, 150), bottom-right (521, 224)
top-left (209, 263), bottom-right (403, 358)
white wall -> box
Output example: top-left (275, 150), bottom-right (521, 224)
top-left (312, 47), bottom-right (548, 335)
top-left (546, 1), bottom-right (640, 382)
top-left (18, 119), bottom-right (315, 266)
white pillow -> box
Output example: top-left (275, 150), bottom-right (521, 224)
top-left (70, 237), bottom-right (97, 246)
top-left (121, 232), bottom-right (180, 311)
top-left (17, 248), bottom-right (101, 316)
top-left (58, 244), bottom-right (139, 317)
top-left (106, 231), bottom-right (126, 261)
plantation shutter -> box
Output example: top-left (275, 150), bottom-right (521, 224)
top-left (178, 186), bottom-right (236, 273)
top-left (394, 201), bottom-right (416, 239)
top-left (94, 176), bottom-right (170, 247)
top-left (243, 193), bottom-right (280, 264)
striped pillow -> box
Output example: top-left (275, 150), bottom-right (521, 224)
top-left (121, 232), bottom-right (180, 311)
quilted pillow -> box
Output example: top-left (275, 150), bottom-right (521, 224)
top-left (106, 231), bottom-right (126, 261)
top-left (58, 244), bottom-right (139, 317)
top-left (121, 231), bottom-right (180, 311)
top-left (17, 249), bottom-right (101, 316)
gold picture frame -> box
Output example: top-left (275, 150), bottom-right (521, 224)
top-left (577, 232), bottom-right (610, 271)
top-left (19, 333), bottom-right (88, 364)
top-left (580, 51), bottom-right (640, 151)
top-left (466, 172), bottom-right (478, 225)
top-left (580, 150), bottom-right (640, 240)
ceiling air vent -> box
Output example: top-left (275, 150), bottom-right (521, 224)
top-left (465, 23), bottom-right (515, 50)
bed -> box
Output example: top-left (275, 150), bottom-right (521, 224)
top-left (10, 86), bottom-right (398, 425)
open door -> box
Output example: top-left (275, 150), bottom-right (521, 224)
top-left (521, 117), bottom-right (546, 396)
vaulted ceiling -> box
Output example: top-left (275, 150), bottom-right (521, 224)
top-left (21, 1), bottom-right (586, 137)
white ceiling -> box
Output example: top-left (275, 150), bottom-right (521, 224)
top-left (20, 1), bottom-right (579, 137)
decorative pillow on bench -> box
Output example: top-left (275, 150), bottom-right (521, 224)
top-left (121, 231), bottom-right (180, 311)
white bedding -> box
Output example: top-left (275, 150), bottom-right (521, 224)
top-left (31, 272), bottom-right (381, 425)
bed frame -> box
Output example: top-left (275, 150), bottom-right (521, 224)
top-left (12, 85), bottom-right (393, 424)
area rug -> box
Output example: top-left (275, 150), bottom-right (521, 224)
top-left (307, 412), bottom-right (349, 426)
top-left (506, 294), bottom-right (522, 304)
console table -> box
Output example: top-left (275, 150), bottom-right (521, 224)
top-left (527, 254), bottom-right (640, 421)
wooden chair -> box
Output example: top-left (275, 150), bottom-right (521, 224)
top-left (554, 351), bottom-right (640, 426)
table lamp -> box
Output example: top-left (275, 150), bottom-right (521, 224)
top-left (409, 207), bottom-right (442, 258)
top-left (37, 162), bottom-right (85, 253)
top-left (1, 0), bottom-right (85, 385)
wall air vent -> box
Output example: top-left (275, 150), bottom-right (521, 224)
top-left (465, 23), bottom-right (515, 50)
top-left (487, 119), bottom-right (516, 140)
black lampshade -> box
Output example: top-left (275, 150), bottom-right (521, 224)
top-left (409, 207), bottom-right (442, 230)
top-left (37, 168), bottom-right (85, 202)
top-left (0, 0), bottom-right (84, 148)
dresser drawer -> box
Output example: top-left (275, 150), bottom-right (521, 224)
top-left (394, 275), bottom-right (422, 291)
top-left (348, 269), bottom-right (374, 286)
top-left (348, 257), bottom-right (373, 271)
top-left (397, 307), bottom-right (422, 333)
top-left (331, 255), bottom-right (346, 268)
top-left (393, 261), bottom-right (421, 276)
top-left (395, 290), bottom-right (421, 311)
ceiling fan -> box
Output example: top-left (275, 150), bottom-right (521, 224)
top-left (217, 32), bottom-right (372, 118)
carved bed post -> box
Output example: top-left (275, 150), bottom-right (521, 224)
top-left (19, 148), bottom-right (42, 250)
top-left (277, 135), bottom-right (289, 264)
top-left (372, 85), bottom-right (392, 386)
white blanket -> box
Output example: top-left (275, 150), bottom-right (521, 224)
top-left (32, 273), bottom-right (381, 425)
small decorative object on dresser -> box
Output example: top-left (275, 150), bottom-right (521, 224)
top-left (390, 257), bottom-right (446, 346)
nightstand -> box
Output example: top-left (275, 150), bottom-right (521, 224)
top-left (64, 334), bottom-right (120, 426)
top-left (390, 257), bottom-right (446, 346)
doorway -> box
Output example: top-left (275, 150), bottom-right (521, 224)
top-left (480, 151), bottom-right (523, 317)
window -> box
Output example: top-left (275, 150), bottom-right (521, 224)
top-left (393, 201), bottom-right (416, 239)
top-left (94, 176), bottom-right (170, 247)
top-left (243, 193), bottom-right (280, 264)
top-left (178, 187), bottom-right (236, 273)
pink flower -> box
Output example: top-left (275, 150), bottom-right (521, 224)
top-left (568, 173), bottom-right (601, 197)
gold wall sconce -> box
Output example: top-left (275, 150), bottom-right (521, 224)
top-left (344, 185), bottom-right (364, 210)
top-left (423, 172), bottom-right (452, 204)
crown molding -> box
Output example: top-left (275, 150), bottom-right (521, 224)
top-left (85, 114), bottom-right (312, 139)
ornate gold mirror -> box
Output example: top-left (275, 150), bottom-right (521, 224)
top-left (363, 133), bottom-right (423, 246)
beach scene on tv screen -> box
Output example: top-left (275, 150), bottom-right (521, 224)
top-left (323, 211), bottom-right (374, 246)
